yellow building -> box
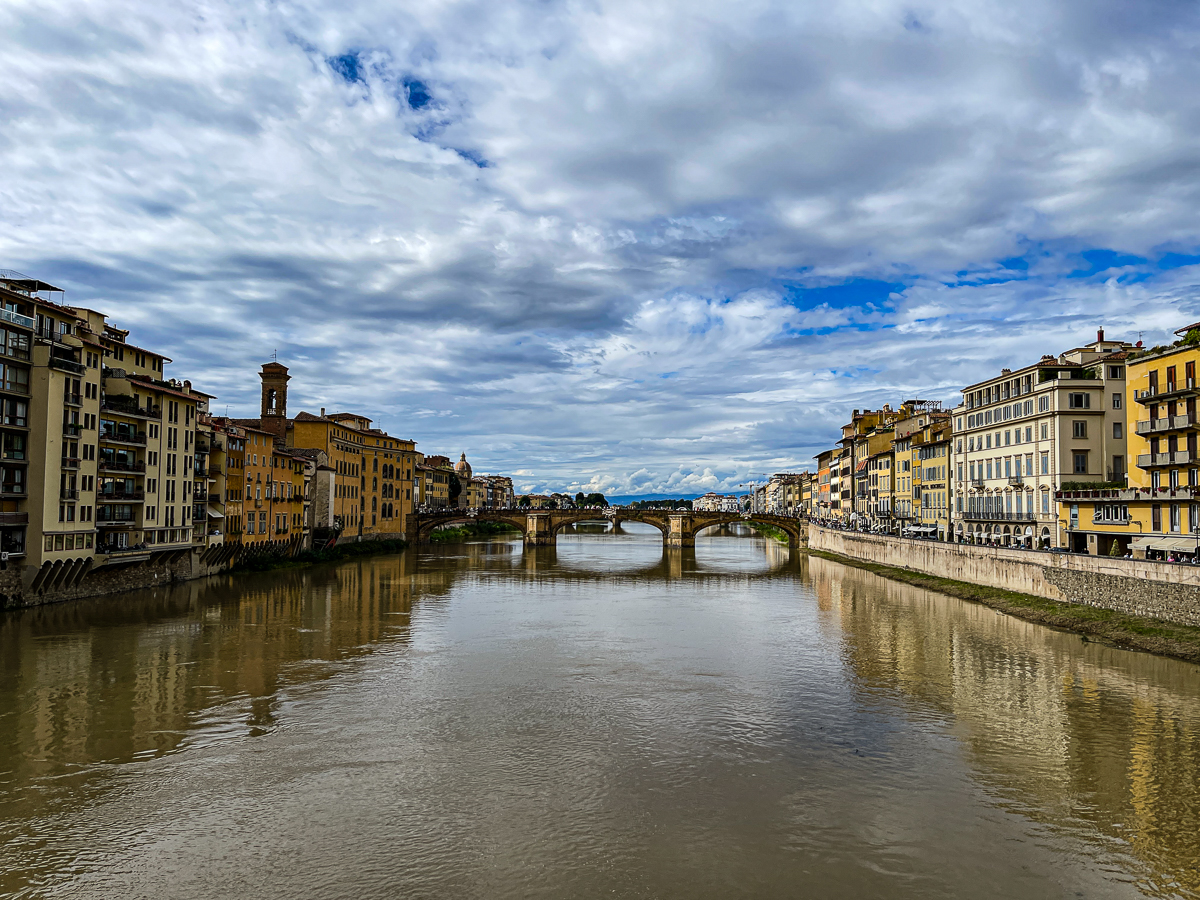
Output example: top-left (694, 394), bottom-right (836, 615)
top-left (1060, 326), bottom-right (1200, 558)
top-left (240, 364), bottom-right (417, 542)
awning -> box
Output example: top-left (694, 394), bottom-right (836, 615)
top-left (1130, 536), bottom-right (1156, 550)
top-left (207, 506), bottom-right (225, 519)
top-left (1150, 537), bottom-right (1197, 552)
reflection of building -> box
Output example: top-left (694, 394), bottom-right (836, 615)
top-left (810, 553), bottom-right (1200, 896)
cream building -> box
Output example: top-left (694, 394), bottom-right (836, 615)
top-left (952, 330), bottom-right (1132, 549)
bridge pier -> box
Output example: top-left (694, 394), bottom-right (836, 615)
top-left (524, 513), bottom-right (555, 546)
top-left (665, 514), bottom-right (696, 549)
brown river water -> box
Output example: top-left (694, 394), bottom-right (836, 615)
top-left (1, 522), bottom-right (1199, 899)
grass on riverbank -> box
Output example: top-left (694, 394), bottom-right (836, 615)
top-left (430, 521), bottom-right (521, 543)
top-left (231, 539), bottom-right (409, 573)
top-left (745, 522), bottom-right (790, 543)
top-left (808, 549), bottom-right (1200, 665)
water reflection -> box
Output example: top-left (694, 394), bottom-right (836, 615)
top-left (0, 530), bottom-right (1196, 899)
top-left (810, 555), bottom-right (1200, 898)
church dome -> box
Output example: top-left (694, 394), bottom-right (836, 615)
top-left (455, 453), bottom-right (472, 479)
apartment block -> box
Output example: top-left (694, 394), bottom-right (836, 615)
top-left (953, 330), bottom-right (1132, 549)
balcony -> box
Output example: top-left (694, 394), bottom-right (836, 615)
top-left (1092, 514), bottom-right (1131, 525)
top-left (64, 392), bottom-right (82, 407)
top-left (49, 356), bottom-right (86, 375)
top-left (60, 457), bottom-right (80, 470)
top-left (208, 464), bottom-right (222, 477)
top-left (95, 511), bottom-right (137, 525)
top-left (100, 428), bottom-right (146, 446)
top-left (194, 438), bottom-right (210, 454)
top-left (1136, 378), bottom-right (1199, 403)
top-left (98, 458), bottom-right (145, 474)
top-left (961, 511), bottom-right (1037, 522)
top-left (98, 489), bottom-right (145, 502)
top-left (1135, 415), bottom-right (1195, 435)
top-left (60, 488), bottom-right (78, 500)
top-left (0, 511), bottom-right (28, 525)
top-left (1136, 450), bottom-right (1194, 469)
top-left (100, 398), bottom-right (161, 420)
top-left (1007, 475), bottom-right (1023, 486)
top-left (62, 422), bottom-right (81, 437)
top-left (1, 486), bottom-right (26, 498)
top-left (193, 488), bottom-right (208, 501)
top-left (969, 478), bottom-right (985, 489)
top-left (0, 308), bottom-right (35, 330)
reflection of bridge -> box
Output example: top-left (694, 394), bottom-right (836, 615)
top-left (412, 508), bottom-right (807, 550)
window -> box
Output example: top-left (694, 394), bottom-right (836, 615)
top-left (1113, 422), bottom-right (1123, 439)
top-left (1073, 451), bottom-right (1088, 474)
top-left (1073, 421), bottom-right (1087, 439)
top-left (1042, 492), bottom-right (1050, 514)
top-left (1038, 395), bottom-right (1049, 412)
top-left (1112, 392), bottom-right (1122, 410)
top-left (1109, 366), bottom-right (1123, 379)
top-left (1068, 393), bottom-right (1090, 409)
top-left (1171, 503), bottom-right (1181, 533)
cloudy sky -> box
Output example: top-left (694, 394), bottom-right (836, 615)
top-left (4, 0), bottom-right (1200, 496)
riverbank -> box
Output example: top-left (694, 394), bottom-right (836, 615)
top-left (809, 548), bottom-right (1200, 664)
top-left (231, 538), bottom-right (409, 573)
top-left (746, 521), bottom-right (790, 543)
top-left (430, 521), bottom-right (521, 543)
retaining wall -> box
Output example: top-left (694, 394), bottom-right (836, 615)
top-left (808, 526), bottom-right (1200, 627)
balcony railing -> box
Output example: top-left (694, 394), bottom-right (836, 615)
top-left (64, 392), bottom-right (82, 407)
top-left (961, 511), bottom-right (1037, 522)
top-left (1136, 379), bottom-right (1199, 403)
top-left (1007, 475), bottom-right (1023, 486)
top-left (49, 356), bottom-right (86, 375)
top-left (1137, 450), bottom-right (1194, 468)
top-left (60, 488), bottom-right (78, 500)
top-left (100, 399), bottom-right (161, 419)
top-left (0, 308), bottom-right (35, 330)
top-left (193, 488), bottom-right (208, 501)
top-left (95, 510), bottom-right (137, 523)
top-left (60, 457), bottom-right (80, 470)
top-left (1136, 415), bottom-right (1196, 435)
top-left (1092, 514), bottom-right (1131, 525)
top-left (98, 489), bottom-right (145, 502)
top-left (98, 459), bottom-right (145, 474)
top-left (62, 422), bottom-right (81, 436)
top-left (209, 465), bottom-right (222, 476)
top-left (969, 478), bottom-right (985, 489)
top-left (100, 428), bottom-right (147, 445)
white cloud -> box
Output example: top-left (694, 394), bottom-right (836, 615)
top-left (2, 0), bottom-right (1200, 495)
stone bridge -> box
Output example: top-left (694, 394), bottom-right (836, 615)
top-left (412, 508), bottom-right (807, 550)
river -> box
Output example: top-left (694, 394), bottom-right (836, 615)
top-left (1, 522), bottom-right (1198, 899)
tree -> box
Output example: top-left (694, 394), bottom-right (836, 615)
top-left (575, 492), bottom-right (586, 506)
top-left (585, 492), bottom-right (608, 507)
top-left (518, 495), bottom-right (531, 507)
top-left (448, 474), bottom-right (463, 506)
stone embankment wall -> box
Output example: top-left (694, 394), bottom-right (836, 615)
top-left (0, 551), bottom-right (234, 612)
top-left (809, 526), bottom-right (1200, 627)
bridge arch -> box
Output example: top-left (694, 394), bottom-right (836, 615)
top-left (412, 510), bottom-right (530, 544)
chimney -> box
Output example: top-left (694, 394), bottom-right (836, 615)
top-left (1098, 327), bottom-right (1105, 342)
top-left (320, 407), bottom-right (326, 417)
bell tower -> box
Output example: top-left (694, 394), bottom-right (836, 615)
top-left (259, 362), bottom-right (291, 444)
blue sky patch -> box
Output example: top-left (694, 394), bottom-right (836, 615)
top-left (327, 52), bottom-right (363, 84)
top-left (404, 78), bottom-right (432, 109)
